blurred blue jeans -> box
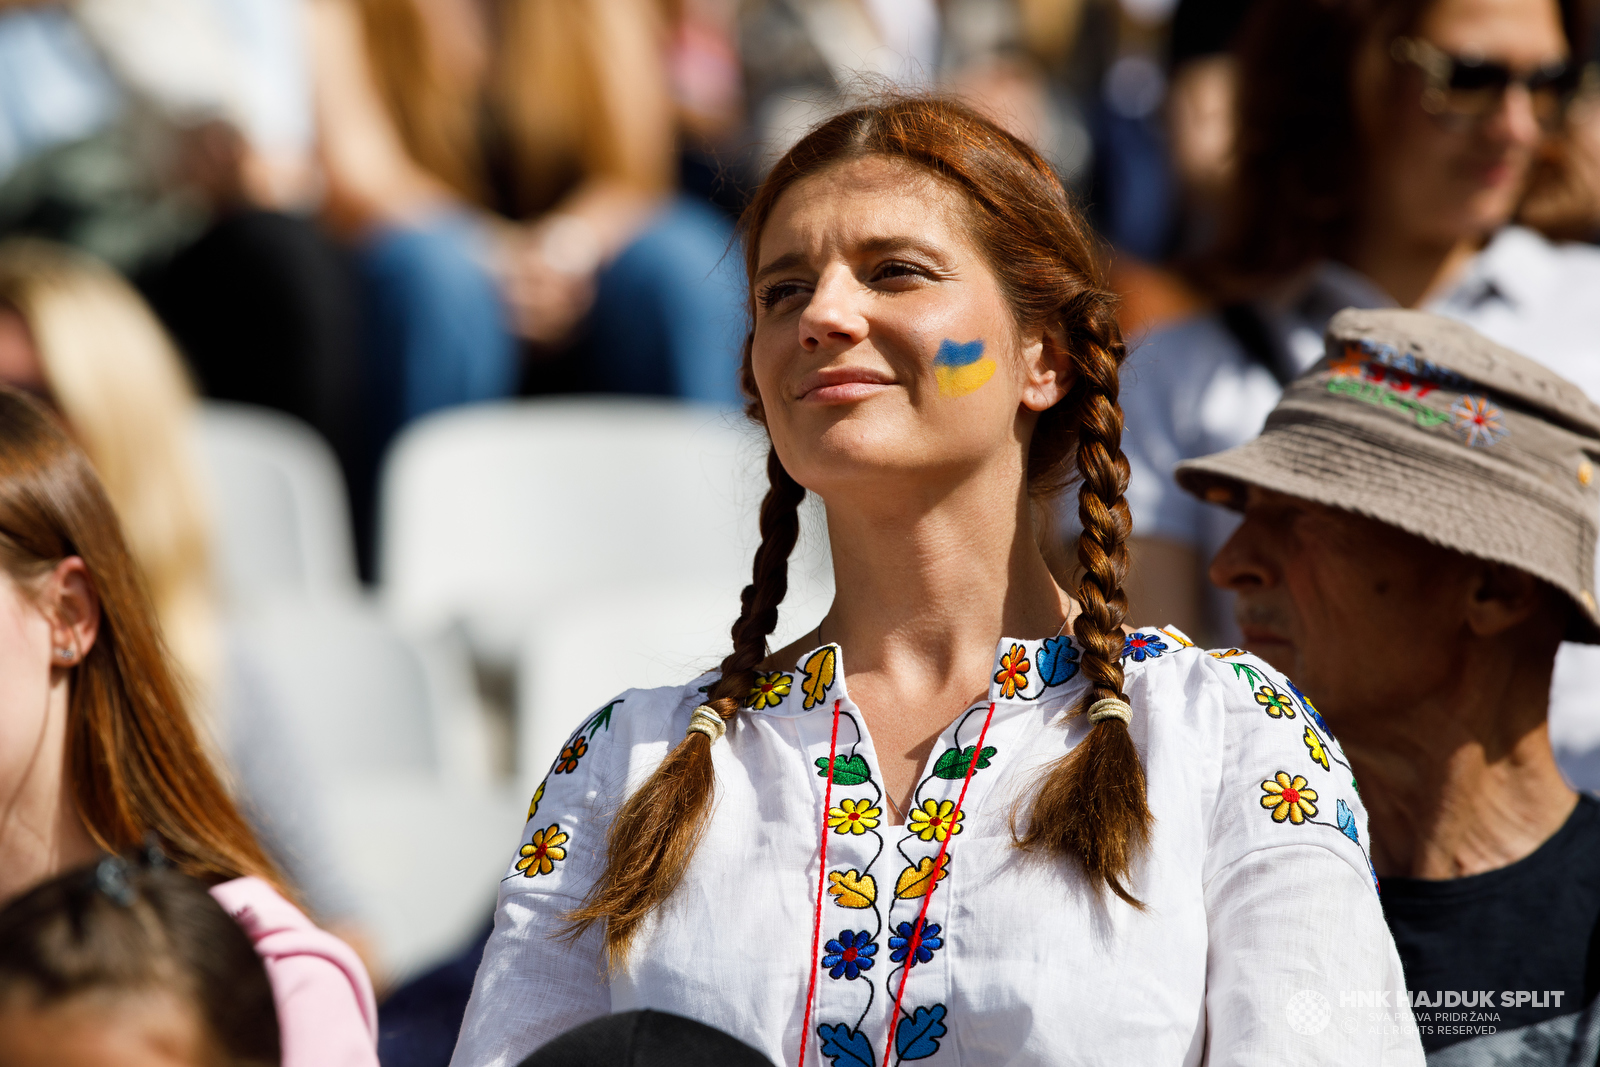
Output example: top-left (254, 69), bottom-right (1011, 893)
top-left (355, 211), bottom-right (517, 450)
top-left (585, 196), bottom-right (745, 407)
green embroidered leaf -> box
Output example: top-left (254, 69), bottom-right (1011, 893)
top-left (1228, 661), bottom-right (1266, 690)
top-left (931, 745), bottom-right (997, 779)
top-left (814, 753), bottom-right (871, 785)
top-left (801, 646), bottom-right (837, 709)
top-left (585, 700), bottom-right (620, 739)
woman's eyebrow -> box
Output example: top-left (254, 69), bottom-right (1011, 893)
top-left (754, 251), bottom-right (809, 283)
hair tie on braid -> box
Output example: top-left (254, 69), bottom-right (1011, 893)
top-left (567, 445), bottom-right (805, 962)
top-left (1086, 698), bottom-right (1132, 726)
top-left (685, 705), bottom-right (728, 744)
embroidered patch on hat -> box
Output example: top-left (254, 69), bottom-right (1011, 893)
top-left (1450, 395), bottom-right (1508, 448)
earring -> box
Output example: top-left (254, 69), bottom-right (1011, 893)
top-left (55, 647), bottom-right (75, 663)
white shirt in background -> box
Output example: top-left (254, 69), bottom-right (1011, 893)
top-left (451, 631), bottom-right (1421, 1066)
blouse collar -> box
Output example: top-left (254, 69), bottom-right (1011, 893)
top-left (742, 634), bottom-right (1094, 719)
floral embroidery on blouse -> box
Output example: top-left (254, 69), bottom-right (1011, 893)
top-left (817, 1024), bottom-right (875, 1066)
top-left (1034, 635), bottom-right (1080, 687)
top-left (1261, 772), bottom-right (1318, 824)
top-left (1121, 631), bottom-right (1169, 661)
top-left (1288, 678), bottom-right (1334, 736)
top-left (908, 799), bottom-right (964, 842)
top-left (1208, 647), bottom-right (1247, 658)
top-left (1336, 799), bottom-right (1360, 843)
top-left (1303, 725), bottom-right (1330, 770)
top-left (888, 919), bottom-right (943, 965)
top-left (895, 1004), bottom-right (949, 1060)
top-left (894, 855), bottom-right (950, 898)
top-left (553, 736), bottom-right (587, 773)
top-left (993, 644), bottom-right (1030, 698)
top-left (1254, 685), bottom-right (1297, 719)
top-left (748, 671), bottom-right (793, 710)
top-left (802, 646), bottom-right (837, 709)
top-left (1159, 626), bottom-right (1196, 648)
top-left (516, 824), bottom-right (568, 876)
top-left (931, 745), bottom-right (996, 779)
top-left (525, 781), bottom-right (545, 822)
top-left (827, 869), bottom-right (877, 908)
top-left (828, 798), bottom-right (882, 835)
top-left (815, 753), bottom-right (872, 785)
top-left (821, 930), bottom-right (877, 979)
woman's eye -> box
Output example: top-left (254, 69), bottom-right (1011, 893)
top-left (873, 261), bottom-right (928, 284)
top-left (758, 281), bottom-right (807, 309)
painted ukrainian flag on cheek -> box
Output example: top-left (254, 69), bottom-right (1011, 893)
top-left (934, 339), bottom-right (996, 398)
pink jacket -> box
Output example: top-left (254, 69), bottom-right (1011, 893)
top-left (211, 877), bottom-right (380, 1067)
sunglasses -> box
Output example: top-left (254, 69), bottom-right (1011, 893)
top-left (1390, 37), bottom-right (1578, 127)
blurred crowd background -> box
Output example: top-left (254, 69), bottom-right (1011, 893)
top-left (0, 0), bottom-right (1596, 1062)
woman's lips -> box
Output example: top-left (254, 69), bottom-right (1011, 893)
top-left (796, 367), bottom-right (897, 403)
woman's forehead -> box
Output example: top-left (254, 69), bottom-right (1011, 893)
top-left (756, 157), bottom-right (975, 268)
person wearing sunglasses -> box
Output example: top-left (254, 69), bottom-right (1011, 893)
top-left (1107, 0), bottom-right (1600, 785)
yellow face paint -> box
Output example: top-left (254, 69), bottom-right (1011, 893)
top-left (933, 339), bottom-right (996, 398)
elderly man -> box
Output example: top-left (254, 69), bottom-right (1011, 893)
top-left (1174, 308), bottom-right (1600, 1065)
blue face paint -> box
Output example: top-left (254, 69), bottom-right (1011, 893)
top-left (933, 339), bottom-right (996, 398)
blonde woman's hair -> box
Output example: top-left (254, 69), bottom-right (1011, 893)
top-left (353, 0), bottom-right (675, 216)
top-left (0, 239), bottom-right (220, 711)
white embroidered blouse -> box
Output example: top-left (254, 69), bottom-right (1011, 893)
top-left (451, 628), bottom-right (1424, 1067)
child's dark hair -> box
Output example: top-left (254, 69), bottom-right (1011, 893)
top-left (0, 855), bottom-right (280, 1065)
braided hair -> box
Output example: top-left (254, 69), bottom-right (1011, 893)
top-left (569, 96), bottom-right (1151, 960)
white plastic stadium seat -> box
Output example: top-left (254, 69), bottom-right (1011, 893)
top-left (195, 402), bottom-right (359, 601)
top-left (231, 595), bottom-right (513, 980)
top-left (518, 579), bottom-right (747, 782)
top-left (377, 398), bottom-right (832, 667)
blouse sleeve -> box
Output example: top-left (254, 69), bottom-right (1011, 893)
top-left (451, 691), bottom-right (661, 1067)
top-left (1195, 651), bottom-right (1423, 1066)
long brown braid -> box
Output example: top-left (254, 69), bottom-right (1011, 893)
top-left (566, 442), bottom-right (806, 959)
top-left (1014, 302), bottom-right (1150, 906)
top-left (572, 96), bottom-right (1152, 960)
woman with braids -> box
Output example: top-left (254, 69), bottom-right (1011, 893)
top-left (453, 97), bottom-right (1421, 1067)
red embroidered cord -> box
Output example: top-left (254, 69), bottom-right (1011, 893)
top-left (798, 699), bottom-right (843, 1067)
top-left (881, 701), bottom-right (997, 1067)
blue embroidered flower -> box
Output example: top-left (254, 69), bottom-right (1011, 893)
top-left (1121, 632), bottom-right (1168, 662)
top-left (1288, 679), bottom-right (1332, 735)
top-left (821, 930), bottom-right (877, 980)
top-left (888, 919), bottom-right (943, 966)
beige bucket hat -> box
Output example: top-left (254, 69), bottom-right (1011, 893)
top-left (1174, 308), bottom-right (1600, 642)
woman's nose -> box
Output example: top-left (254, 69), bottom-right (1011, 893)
top-left (799, 268), bottom-right (868, 352)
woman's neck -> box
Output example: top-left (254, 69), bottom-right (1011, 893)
top-left (795, 461), bottom-right (1074, 819)
top-left (819, 468), bottom-right (1072, 685)
top-left (0, 678), bottom-right (99, 905)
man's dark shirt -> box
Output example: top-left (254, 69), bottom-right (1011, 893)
top-left (1380, 795), bottom-right (1600, 1062)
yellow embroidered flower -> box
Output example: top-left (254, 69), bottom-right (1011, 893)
top-left (516, 824), bottom-right (568, 876)
top-left (908, 799), bottom-right (964, 842)
top-left (1254, 686), bottom-right (1297, 718)
top-left (748, 671), bottom-right (793, 709)
top-left (993, 643), bottom-right (1030, 699)
top-left (526, 781), bottom-right (545, 821)
top-left (827, 798), bottom-right (881, 835)
top-left (554, 736), bottom-right (587, 773)
top-left (1261, 772), bottom-right (1318, 824)
top-left (1303, 726), bottom-right (1330, 771)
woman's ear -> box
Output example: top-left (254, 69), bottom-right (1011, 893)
top-left (1019, 320), bottom-right (1076, 413)
top-left (44, 557), bottom-right (99, 667)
